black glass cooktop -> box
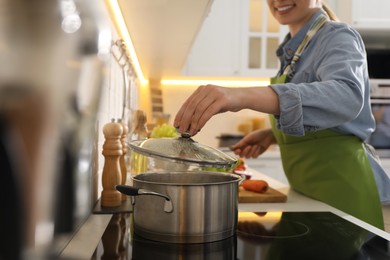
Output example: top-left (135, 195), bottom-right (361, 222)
top-left (91, 211), bottom-right (390, 260)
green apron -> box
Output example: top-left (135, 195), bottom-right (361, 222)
top-left (270, 14), bottom-right (384, 229)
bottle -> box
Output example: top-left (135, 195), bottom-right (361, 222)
top-left (131, 110), bottom-right (148, 141)
top-left (130, 110), bottom-right (148, 176)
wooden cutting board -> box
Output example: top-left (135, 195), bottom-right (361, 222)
top-left (238, 186), bottom-right (287, 203)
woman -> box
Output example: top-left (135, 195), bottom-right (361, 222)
top-left (174, 0), bottom-right (390, 229)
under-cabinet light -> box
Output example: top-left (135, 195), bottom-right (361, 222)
top-left (161, 79), bottom-right (270, 87)
top-left (105, 0), bottom-right (148, 86)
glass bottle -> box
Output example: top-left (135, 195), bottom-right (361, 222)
top-left (131, 110), bottom-right (148, 141)
top-left (130, 110), bottom-right (148, 176)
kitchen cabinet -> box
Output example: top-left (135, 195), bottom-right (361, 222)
top-left (247, 157), bottom-right (287, 184)
top-left (245, 147), bottom-right (288, 185)
top-left (182, 0), bottom-right (288, 78)
top-left (181, 0), bottom-right (241, 76)
top-left (351, 0), bottom-right (390, 30)
top-left (240, 0), bottom-right (288, 77)
top-left (326, 0), bottom-right (390, 31)
top-left (180, 1), bottom-right (390, 78)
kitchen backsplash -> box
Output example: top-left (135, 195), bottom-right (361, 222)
top-left (93, 38), bottom-right (141, 201)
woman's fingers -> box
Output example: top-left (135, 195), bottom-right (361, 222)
top-left (238, 145), bottom-right (253, 158)
top-left (187, 91), bottom-right (218, 135)
top-left (234, 144), bottom-right (264, 158)
top-left (174, 85), bottom-right (230, 136)
top-left (174, 86), bottom-right (206, 134)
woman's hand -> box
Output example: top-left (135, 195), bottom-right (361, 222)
top-left (174, 85), bottom-right (245, 136)
top-left (232, 128), bottom-right (276, 158)
top-left (174, 84), bottom-right (279, 137)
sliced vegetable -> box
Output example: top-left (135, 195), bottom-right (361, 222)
top-left (241, 179), bottom-right (269, 193)
top-left (234, 158), bottom-right (246, 171)
top-left (150, 124), bottom-right (180, 138)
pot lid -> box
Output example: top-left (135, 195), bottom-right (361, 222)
top-left (128, 137), bottom-right (237, 169)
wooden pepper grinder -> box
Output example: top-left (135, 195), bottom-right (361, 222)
top-left (101, 119), bottom-right (123, 207)
top-left (118, 119), bottom-right (128, 201)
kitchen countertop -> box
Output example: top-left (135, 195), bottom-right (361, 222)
top-left (59, 168), bottom-right (390, 259)
top-left (241, 168), bottom-right (390, 240)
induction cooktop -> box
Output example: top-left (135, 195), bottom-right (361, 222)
top-left (92, 211), bottom-right (390, 260)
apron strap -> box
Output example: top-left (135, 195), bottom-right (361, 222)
top-left (282, 13), bottom-right (329, 78)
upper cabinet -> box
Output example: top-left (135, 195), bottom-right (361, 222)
top-left (351, 0), bottom-right (390, 30)
top-left (182, 0), bottom-right (288, 78)
top-left (241, 0), bottom-right (288, 77)
top-left (181, 0), bottom-right (241, 77)
top-left (326, 0), bottom-right (390, 31)
top-left (183, 0), bottom-right (390, 79)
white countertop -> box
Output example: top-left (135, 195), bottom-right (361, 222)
top-left (243, 168), bottom-right (390, 241)
top-left (60, 168), bottom-right (390, 259)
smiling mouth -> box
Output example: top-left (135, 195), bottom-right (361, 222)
top-left (276, 5), bottom-right (294, 12)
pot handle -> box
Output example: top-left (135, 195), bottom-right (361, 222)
top-left (115, 185), bottom-right (173, 213)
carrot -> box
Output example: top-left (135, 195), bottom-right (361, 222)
top-left (241, 179), bottom-right (269, 193)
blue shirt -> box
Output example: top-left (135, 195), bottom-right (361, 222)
top-left (269, 9), bottom-right (390, 204)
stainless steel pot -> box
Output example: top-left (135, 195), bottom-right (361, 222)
top-left (116, 171), bottom-right (241, 244)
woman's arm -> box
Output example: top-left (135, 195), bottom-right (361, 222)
top-left (174, 84), bottom-right (280, 136)
top-left (270, 24), bottom-right (369, 136)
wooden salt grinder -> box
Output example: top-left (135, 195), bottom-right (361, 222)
top-left (101, 119), bottom-right (123, 207)
top-left (118, 119), bottom-right (128, 201)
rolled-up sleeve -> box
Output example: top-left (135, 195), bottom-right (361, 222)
top-left (269, 85), bottom-right (306, 136)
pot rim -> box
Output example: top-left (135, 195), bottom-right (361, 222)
top-left (131, 171), bottom-right (241, 186)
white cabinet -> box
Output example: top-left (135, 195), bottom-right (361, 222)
top-left (245, 148), bottom-right (288, 184)
top-left (326, 0), bottom-right (390, 31)
top-left (351, 0), bottom-right (390, 30)
top-left (247, 157), bottom-right (288, 184)
top-left (182, 0), bottom-right (241, 76)
top-left (183, 0), bottom-right (390, 78)
top-left (240, 0), bottom-right (288, 77)
top-left (182, 0), bottom-right (288, 78)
